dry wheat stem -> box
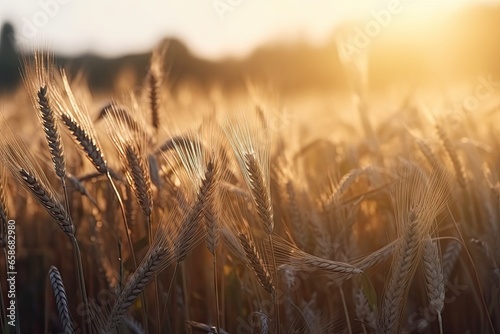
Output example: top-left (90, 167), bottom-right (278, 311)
top-left (338, 285), bottom-right (353, 334)
top-left (105, 171), bottom-right (138, 269)
top-left (67, 175), bottom-right (99, 208)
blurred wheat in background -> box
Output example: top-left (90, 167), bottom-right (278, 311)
top-left (0, 1), bottom-right (500, 334)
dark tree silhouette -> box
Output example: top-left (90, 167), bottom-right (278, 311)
top-left (0, 22), bottom-right (21, 92)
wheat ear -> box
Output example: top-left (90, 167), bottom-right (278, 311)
top-left (60, 112), bottom-right (107, 174)
top-left (54, 78), bottom-right (139, 279)
top-left (442, 240), bottom-right (462, 283)
top-left (48, 266), bottom-right (74, 334)
top-left (204, 159), bottom-right (221, 333)
top-left (22, 52), bottom-right (74, 221)
top-left (22, 52), bottom-right (66, 179)
top-left (37, 85), bottom-right (66, 178)
top-left (380, 214), bottom-right (423, 334)
top-left (175, 158), bottom-right (216, 262)
top-left (19, 169), bottom-right (74, 236)
top-left (436, 124), bottom-right (466, 188)
top-left (146, 44), bottom-right (167, 133)
top-left (285, 179), bottom-right (307, 249)
top-left (104, 102), bottom-right (153, 221)
top-left (103, 245), bottom-right (171, 332)
top-left (379, 161), bottom-right (450, 331)
top-left (422, 237), bottom-right (445, 333)
top-left (243, 152), bottom-right (281, 331)
top-left (354, 287), bottom-right (376, 331)
top-left (238, 232), bottom-right (275, 295)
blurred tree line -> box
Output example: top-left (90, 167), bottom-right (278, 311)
top-left (1, 3), bottom-right (500, 95)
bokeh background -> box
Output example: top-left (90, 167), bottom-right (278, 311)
top-left (1, 0), bottom-right (500, 96)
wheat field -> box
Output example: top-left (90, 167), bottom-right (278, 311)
top-left (0, 46), bottom-right (499, 334)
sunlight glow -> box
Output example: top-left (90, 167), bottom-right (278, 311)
top-left (0, 0), bottom-right (497, 58)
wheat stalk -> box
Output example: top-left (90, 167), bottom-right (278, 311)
top-left (380, 162), bottom-right (449, 333)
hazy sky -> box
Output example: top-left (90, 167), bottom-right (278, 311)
top-left (0, 0), bottom-right (496, 59)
